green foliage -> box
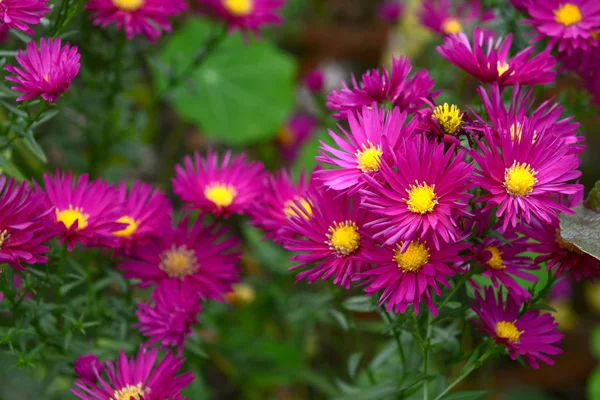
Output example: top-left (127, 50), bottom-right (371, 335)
top-left (559, 205), bottom-right (600, 260)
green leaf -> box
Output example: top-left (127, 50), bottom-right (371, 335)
top-left (156, 18), bottom-right (295, 146)
top-left (347, 352), bottom-right (362, 378)
top-left (332, 381), bottom-right (398, 400)
top-left (588, 367), bottom-right (600, 400)
top-left (440, 390), bottom-right (488, 400)
top-left (591, 325), bottom-right (600, 359)
top-left (20, 129), bottom-right (47, 163)
top-left (0, 99), bottom-right (27, 117)
top-left (559, 205), bottom-right (600, 260)
top-left (398, 371), bottom-right (430, 392)
top-left (587, 181), bottom-right (600, 212)
top-left (329, 309), bottom-right (350, 331)
top-left (343, 296), bottom-right (377, 313)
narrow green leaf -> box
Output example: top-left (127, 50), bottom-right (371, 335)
top-left (343, 296), bottom-right (377, 313)
top-left (347, 352), bottom-right (363, 378)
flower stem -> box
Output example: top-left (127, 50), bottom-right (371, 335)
top-left (437, 268), bottom-right (474, 312)
top-left (379, 309), bottom-right (406, 372)
top-left (423, 313), bottom-right (432, 400)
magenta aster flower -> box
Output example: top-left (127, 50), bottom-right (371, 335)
top-left (361, 135), bottom-right (473, 249)
top-left (136, 278), bottom-right (201, 352)
top-left (377, 1), bottom-right (403, 23)
top-left (356, 238), bottom-right (470, 316)
top-left (473, 84), bottom-right (584, 153)
top-left (198, 0), bottom-right (284, 34)
top-left (0, 0), bottom-right (50, 34)
top-left (549, 275), bottom-right (572, 301)
top-left (118, 217), bottom-right (241, 301)
top-left (523, 0), bottom-right (600, 54)
top-left (417, 101), bottom-right (475, 145)
top-left (114, 181), bottom-right (172, 251)
top-left (86, 0), bottom-right (187, 41)
top-left (327, 57), bottom-right (438, 120)
top-left (72, 346), bottom-right (194, 400)
top-left (74, 354), bottom-right (104, 383)
top-left (249, 169), bottom-right (313, 243)
top-left (0, 176), bottom-right (54, 269)
top-left (276, 113), bottom-right (319, 164)
top-left (474, 230), bottom-right (537, 302)
top-left (419, 0), bottom-right (494, 36)
top-left (282, 189), bottom-right (375, 289)
top-left (471, 123), bottom-right (582, 231)
top-left (303, 69), bottom-right (324, 93)
top-left (437, 28), bottom-right (557, 86)
top-left (173, 150), bottom-right (265, 217)
top-left (471, 287), bottom-right (564, 369)
top-left (5, 37), bottom-right (80, 102)
top-left (524, 192), bottom-right (600, 282)
top-left (40, 171), bottom-right (122, 251)
top-left (510, 0), bottom-right (528, 13)
top-left (316, 105), bottom-right (416, 195)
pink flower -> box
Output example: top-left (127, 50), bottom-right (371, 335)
top-left (419, 0), bottom-right (494, 36)
top-left (5, 37), bottom-right (80, 102)
top-left (198, 0), bottom-right (284, 34)
top-left (0, 0), bottom-right (50, 34)
top-left (74, 354), bottom-right (104, 383)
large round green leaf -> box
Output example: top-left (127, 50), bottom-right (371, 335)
top-left (155, 18), bottom-right (295, 146)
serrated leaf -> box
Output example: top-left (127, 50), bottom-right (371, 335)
top-left (440, 390), bottom-right (487, 400)
top-left (559, 205), bottom-right (600, 260)
top-left (347, 352), bottom-right (362, 378)
top-left (343, 296), bottom-right (376, 313)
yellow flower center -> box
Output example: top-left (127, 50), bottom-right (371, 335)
top-left (0, 229), bottom-right (10, 248)
top-left (394, 241), bottom-right (430, 272)
top-left (56, 206), bottom-right (89, 230)
top-left (283, 197), bottom-right (313, 219)
top-left (111, 0), bottom-right (144, 12)
top-left (405, 182), bottom-right (438, 214)
top-left (113, 216), bottom-right (140, 237)
top-left (503, 162), bottom-right (537, 197)
top-left (276, 126), bottom-right (294, 147)
top-left (556, 229), bottom-right (584, 254)
top-left (159, 245), bottom-right (199, 279)
top-left (111, 383), bottom-right (149, 400)
top-left (223, 0), bottom-right (254, 16)
top-left (442, 18), bottom-right (462, 34)
top-left (497, 61), bottom-right (511, 76)
top-left (495, 321), bottom-right (523, 343)
top-left (205, 183), bottom-right (237, 208)
top-left (432, 103), bottom-right (463, 134)
top-left (554, 3), bottom-right (582, 26)
top-left (484, 246), bottom-right (505, 269)
top-left (326, 221), bottom-right (360, 256)
top-left (356, 141), bottom-right (383, 173)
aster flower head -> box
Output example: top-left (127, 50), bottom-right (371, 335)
top-left (525, 191), bottom-right (600, 282)
top-left (471, 287), bottom-right (564, 369)
top-left (361, 135), bottom-right (473, 249)
top-left (327, 57), bottom-right (438, 120)
top-left (523, 0), bottom-right (600, 54)
top-left (0, 176), bottom-right (54, 269)
top-left (276, 113), bottom-right (319, 164)
top-left (40, 171), bottom-right (123, 251)
top-left (419, 0), bottom-right (494, 36)
top-left (114, 181), bottom-right (172, 251)
top-left (118, 217), bottom-right (241, 301)
top-left (437, 28), bottom-right (557, 86)
top-left (316, 105), bottom-right (417, 194)
top-left (377, 1), bottom-right (403, 23)
top-left (418, 101), bottom-right (475, 145)
top-left (5, 37), bottom-right (80, 102)
top-left (471, 114), bottom-right (583, 231)
top-left (303, 69), bottom-right (324, 93)
top-left (475, 229), bottom-right (538, 302)
top-left (0, 0), bottom-right (50, 34)
top-left (86, 0), bottom-right (187, 41)
top-left (72, 346), bottom-right (194, 400)
top-left (74, 354), bottom-right (104, 383)
top-left (173, 149), bottom-right (265, 217)
top-left (198, 0), bottom-right (284, 34)
top-left (473, 84), bottom-right (584, 153)
top-left (357, 237), bottom-right (470, 316)
top-left (283, 188), bottom-right (375, 289)
top-left (136, 278), bottom-right (201, 352)
top-left (249, 169), bottom-right (314, 243)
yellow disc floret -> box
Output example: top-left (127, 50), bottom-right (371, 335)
top-left (394, 241), bottom-right (430, 272)
top-left (484, 246), bottom-right (506, 270)
top-left (113, 216), bottom-right (140, 237)
top-left (56, 205), bottom-right (89, 230)
top-left (497, 61), bottom-right (511, 76)
top-left (223, 0), bottom-right (254, 16)
top-left (432, 103), bottom-right (463, 135)
top-left (112, 383), bottom-right (149, 400)
top-left (356, 141), bottom-right (383, 173)
top-left (554, 3), bottom-right (582, 26)
top-left (205, 183), bottom-right (237, 208)
top-left (442, 18), bottom-right (462, 34)
top-left (405, 182), bottom-right (438, 214)
top-left (112, 0), bottom-right (144, 12)
top-left (495, 321), bottom-right (524, 343)
top-left (503, 161), bottom-right (537, 197)
top-left (326, 221), bottom-right (360, 256)
top-left (159, 245), bottom-right (199, 279)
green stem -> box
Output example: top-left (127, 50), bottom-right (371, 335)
top-left (423, 314), bottom-right (433, 400)
top-left (520, 269), bottom-right (556, 316)
top-left (56, 243), bottom-right (68, 303)
top-left (379, 309), bottom-right (406, 372)
top-left (437, 269), bottom-right (475, 312)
